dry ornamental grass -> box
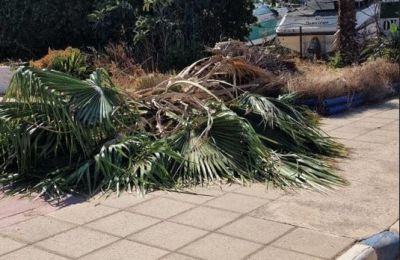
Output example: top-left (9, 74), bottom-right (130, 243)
top-left (287, 59), bottom-right (399, 101)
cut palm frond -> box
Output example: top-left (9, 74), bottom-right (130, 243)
top-left (6, 67), bottom-right (122, 125)
top-left (230, 92), bottom-right (346, 157)
top-left (167, 107), bottom-right (345, 190)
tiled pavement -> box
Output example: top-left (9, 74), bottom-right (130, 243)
top-left (0, 99), bottom-right (398, 260)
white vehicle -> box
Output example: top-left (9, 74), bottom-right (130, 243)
top-left (276, 0), bottom-right (379, 56)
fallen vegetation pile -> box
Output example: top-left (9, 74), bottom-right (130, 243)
top-left (0, 54), bottom-right (346, 199)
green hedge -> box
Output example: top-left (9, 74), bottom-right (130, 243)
top-left (0, 0), bottom-right (256, 70)
top-left (0, 0), bottom-right (94, 59)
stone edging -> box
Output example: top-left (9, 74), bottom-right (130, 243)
top-left (337, 221), bottom-right (399, 260)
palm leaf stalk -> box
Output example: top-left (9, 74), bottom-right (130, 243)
top-left (0, 57), bottom-right (347, 199)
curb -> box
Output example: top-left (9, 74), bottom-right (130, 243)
top-left (337, 222), bottom-right (399, 260)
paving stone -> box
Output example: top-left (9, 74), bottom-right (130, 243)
top-left (209, 184), bottom-right (241, 192)
top-left (171, 206), bottom-right (240, 231)
top-left (355, 130), bottom-right (398, 144)
top-left (0, 236), bottom-right (25, 256)
top-left (330, 126), bottom-right (370, 137)
top-left (80, 239), bottom-right (168, 260)
top-left (48, 203), bottom-right (118, 224)
top-left (0, 216), bottom-right (75, 243)
top-left (233, 184), bottom-right (285, 200)
top-left (0, 201), bottom-right (59, 229)
top-left (320, 124), bottom-right (340, 132)
top-left (129, 221), bottom-right (207, 250)
top-left (86, 211), bottom-right (160, 237)
top-left (179, 233), bottom-right (261, 260)
top-left (0, 246), bottom-right (69, 260)
top-left (329, 130), bottom-right (364, 140)
top-left (128, 197), bottom-right (194, 219)
top-left (248, 246), bottom-right (322, 260)
top-left (218, 216), bottom-right (293, 244)
top-left (250, 178), bottom-right (399, 240)
top-left (381, 121), bottom-right (399, 131)
top-left (35, 227), bottom-right (118, 258)
top-left (365, 128), bottom-right (399, 137)
top-left (204, 193), bottom-right (267, 213)
top-left (160, 253), bottom-right (198, 260)
top-left (372, 110), bottom-right (399, 119)
top-left (0, 197), bottom-right (37, 219)
top-left (272, 228), bottom-right (354, 259)
top-left (99, 193), bottom-right (154, 209)
top-left (357, 117), bottom-right (396, 124)
top-left (159, 188), bottom-right (222, 204)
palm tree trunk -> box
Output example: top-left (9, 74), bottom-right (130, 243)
top-left (337, 0), bottom-right (358, 65)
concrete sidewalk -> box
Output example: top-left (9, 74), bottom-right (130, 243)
top-left (0, 99), bottom-right (398, 260)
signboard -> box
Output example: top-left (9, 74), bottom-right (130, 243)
top-left (380, 1), bottom-right (400, 35)
top-left (380, 18), bottom-right (400, 35)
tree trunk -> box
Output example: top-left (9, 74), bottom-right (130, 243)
top-left (337, 0), bottom-right (358, 65)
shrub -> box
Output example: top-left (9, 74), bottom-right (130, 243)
top-left (31, 47), bottom-right (90, 78)
top-left (92, 43), bottom-right (145, 90)
top-left (91, 0), bottom-right (257, 71)
top-left (328, 51), bottom-right (344, 69)
top-left (1, 0), bottom-right (257, 72)
top-left (361, 33), bottom-right (400, 64)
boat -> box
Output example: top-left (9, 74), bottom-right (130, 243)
top-left (247, 4), bottom-right (284, 45)
top-left (276, 0), bottom-right (379, 56)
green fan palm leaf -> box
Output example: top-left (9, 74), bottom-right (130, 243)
top-left (231, 92), bottom-right (346, 157)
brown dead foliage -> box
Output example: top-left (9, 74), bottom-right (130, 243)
top-left (287, 58), bottom-right (399, 101)
top-left (210, 40), bottom-right (296, 75)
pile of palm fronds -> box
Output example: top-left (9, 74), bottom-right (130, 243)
top-left (0, 55), bottom-right (346, 199)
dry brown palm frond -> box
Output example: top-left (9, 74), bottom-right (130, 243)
top-left (131, 55), bottom-right (285, 137)
top-left (135, 55), bottom-right (282, 100)
top-left (210, 40), bottom-right (296, 74)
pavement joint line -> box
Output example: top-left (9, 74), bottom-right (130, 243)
top-left (1, 178), bottom-right (357, 259)
top-left (3, 203), bottom-right (165, 259)
top-left (77, 184), bottom-right (255, 259)
top-left (354, 120), bottom-right (398, 138)
top-left (168, 190), bottom-right (297, 257)
top-left (242, 226), bottom-right (298, 260)
top-left (157, 252), bottom-right (204, 260)
top-left (0, 207), bottom-right (38, 221)
top-left (322, 106), bottom-right (397, 131)
top-left (75, 230), bottom-right (175, 260)
top-left (241, 214), bottom-right (358, 241)
top-left (230, 190), bottom-right (288, 201)
top-left (0, 232), bottom-right (75, 260)
top-left (158, 191), bottom-right (275, 256)
top-left (270, 244), bottom-right (331, 259)
top-left (1, 100), bottom-right (398, 259)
